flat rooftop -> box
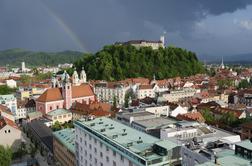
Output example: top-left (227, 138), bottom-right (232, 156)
top-left (75, 117), bottom-right (178, 164)
top-left (53, 128), bottom-right (75, 154)
top-left (119, 111), bottom-right (154, 118)
top-left (235, 139), bottom-right (252, 151)
top-left (133, 117), bottom-right (177, 129)
top-left (197, 149), bottom-right (251, 166)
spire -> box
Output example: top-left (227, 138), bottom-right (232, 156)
top-left (51, 72), bottom-right (57, 88)
top-left (221, 56), bottom-right (225, 69)
top-left (62, 70), bottom-right (70, 83)
top-left (80, 66), bottom-right (87, 83)
top-left (151, 74), bottom-right (157, 85)
top-left (72, 67), bottom-right (79, 85)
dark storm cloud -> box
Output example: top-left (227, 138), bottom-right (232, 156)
top-left (0, 0), bottom-right (252, 53)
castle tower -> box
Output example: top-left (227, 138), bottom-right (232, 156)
top-left (160, 35), bottom-right (165, 47)
top-left (72, 68), bottom-right (79, 85)
top-left (80, 67), bottom-right (87, 83)
top-left (62, 71), bottom-right (72, 109)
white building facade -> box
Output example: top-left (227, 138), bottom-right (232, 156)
top-left (94, 82), bottom-right (130, 106)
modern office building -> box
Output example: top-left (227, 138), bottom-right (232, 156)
top-left (74, 117), bottom-right (180, 166)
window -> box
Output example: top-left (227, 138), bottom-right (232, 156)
top-left (94, 148), bottom-right (97, 154)
top-left (85, 150), bottom-right (87, 156)
top-left (106, 146), bottom-right (109, 151)
top-left (89, 154), bottom-right (92, 159)
top-left (106, 156), bottom-right (109, 162)
top-left (50, 106), bottom-right (52, 110)
top-left (56, 106), bottom-right (59, 109)
top-left (129, 161), bottom-right (133, 166)
top-left (100, 142), bottom-right (103, 148)
top-left (100, 163), bottom-right (103, 166)
top-left (120, 155), bottom-right (124, 162)
top-left (113, 161), bottom-right (116, 166)
top-left (113, 150), bottom-right (116, 157)
top-left (94, 138), bottom-right (97, 144)
top-left (89, 144), bottom-right (92, 149)
top-left (100, 152), bottom-right (103, 158)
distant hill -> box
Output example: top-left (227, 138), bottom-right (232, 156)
top-left (0, 48), bottom-right (84, 67)
top-left (198, 53), bottom-right (252, 65)
top-left (74, 45), bottom-right (205, 81)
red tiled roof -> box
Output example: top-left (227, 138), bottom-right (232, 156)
top-left (176, 112), bottom-right (205, 123)
top-left (0, 116), bottom-right (18, 130)
top-left (36, 84), bottom-right (94, 102)
top-left (71, 101), bottom-right (111, 117)
top-left (72, 84), bottom-right (94, 98)
top-left (3, 117), bottom-right (18, 129)
top-left (0, 104), bottom-right (13, 115)
top-left (139, 84), bottom-right (153, 90)
top-left (241, 122), bottom-right (252, 129)
top-left (36, 88), bottom-right (63, 102)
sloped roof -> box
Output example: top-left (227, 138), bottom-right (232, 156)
top-left (139, 84), bottom-right (153, 90)
top-left (176, 112), bottom-right (205, 123)
top-left (36, 88), bottom-right (63, 102)
top-left (36, 84), bottom-right (94, 102)
top-left (72, 84), bottom-right (94, 98)
top-left (71, 101), bottom-right (111, 117)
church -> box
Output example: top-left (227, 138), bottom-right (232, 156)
top-left (36, 68), bottom-right (95, 114)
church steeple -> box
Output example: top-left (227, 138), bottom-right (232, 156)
top-left (151, 74), bottom-right (157, 85)
top-left (62, 70), bottom-right (72, 109)
top-left (51, 72), bottom-right (57, 88)
top-left (72, 67), bottom-right (79, 85)
top-left (80, 66), bottom-right (87, 83)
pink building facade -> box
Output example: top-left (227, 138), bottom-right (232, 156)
top-left (36, 82), bottom-right (95, 115)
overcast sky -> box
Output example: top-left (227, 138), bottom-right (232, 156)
top-left (1, 0), bottom-right (252, 58)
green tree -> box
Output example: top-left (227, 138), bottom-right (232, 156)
top-left (220, 112), bottom-right (237, 126)
top-left (51, 121), bottom-right (62, 131)
top-left (238, 79), bottom-right (251, 89)
top-left (0, 85), bottom-right (16, 95)
top-left (20, 75), bottom-right (31, 84)
top-left (0, 145), bottom-right (12, 166)
top-left (201, 109), bottom-right (215, 124)
top-left (74, 45), bottom-right (205, 81)
top-left (29, 144), bottom-right (37, 158)
top-left (217, 79), bottom-right (233, 90)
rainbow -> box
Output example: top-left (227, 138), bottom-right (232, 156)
top-left (39, 0), bottom-right (88, 52)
